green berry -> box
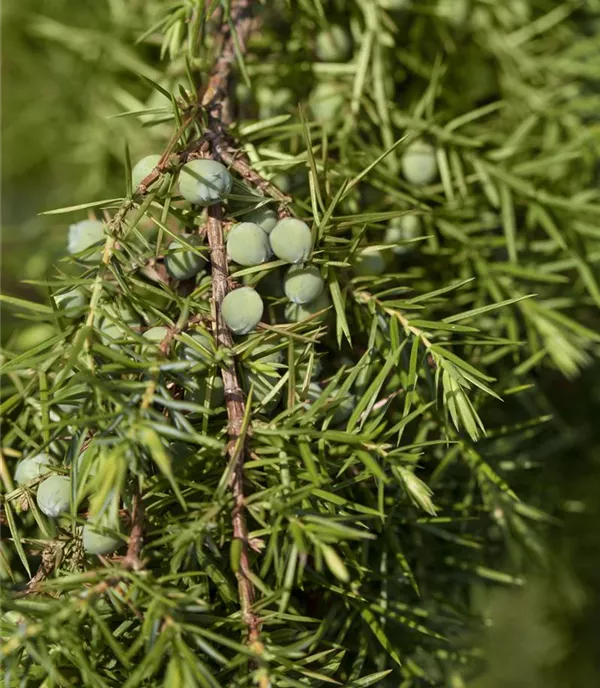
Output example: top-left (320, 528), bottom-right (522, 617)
top-left (186, 375), bottom-right (225, 408)
top-left (178, 159), bottom-right (232, 206)
top-left (132, 154), bottom-right (161, 189)
top-left (140, 326), bottom-right (168, 356)
top-left (271, 174), bottom-right (291, 194)
top-left (179, 329), bottom-right (214, 368)
top-left (131, 278), bottom-right (171, 310)
top-left (222, 287), bottom-right (264, 335)
top-left (83, 518), bottom-right (121, 555)
top-left (15, 453), bottom-right (52, 485)
top-left (11, 324), bottom-right (56, 352)
top-left (285, 291), bottom-right (331, 323)
top-left (269, 218), bottom-right (312, 264)
top-left (309, 82), bottom-right (345, 123)
top-left (256, 86), bottom-right (293, 119)
top-left (353, 251), bottom-right (386, 276)
top-left (165, 236), bottom-right (207, 280)
top-left (55, 383), bottom-right (88, 414)
top-left (284, 265), bottom-right (325, 305)
top-left (315, 25), bottom-right (353, 62)
top-left (402, 140), bottom-right (438, 186)
top-left (331, 392), bottom-right (356, 425)
top-left (227, 222), bottom-right (271, 266)
top-left (54, 287), bottom-right (87, 318)
top-left (385, 215), bottom-right (420, 254)
top-left (247, 343), bottom-right (285, 366)
top-left (36, 475), bottom-right (70, 518)
top-left (244, 370), bottom-right (282, 414)
top-left (243, 205), bottom-right (278, 234)
top-left (67, 220), bottom-right (105, 262)
top-left (99, 304), bottom-right (139, 347)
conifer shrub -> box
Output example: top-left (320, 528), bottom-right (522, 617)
top-left (2, 1), bottom-right (600, 687)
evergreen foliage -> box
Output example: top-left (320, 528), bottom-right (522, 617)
top-left (2, 1), bottom-right (600, 686)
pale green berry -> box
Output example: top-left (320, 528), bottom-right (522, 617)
top-left (309, 82), bottom-right (345, 123)
top-left (178, 159), bottom-right (232, 206)
top-left (132, 278), bottom-right (171, 310)
top-left (271, 174), bottom-right (291, 194)
top-left (55, 383), bottom-right (87, 414)
top-left (186, 376), bottom-right (225, 408)
top-left (244, 370), bottom-right (282, 414)
top-left (15, 453), bottom-right (52, 485)
top-left (269, 218), bottom-right (312, 264)
top-left (402, 140), bottom-right (438, 186)
top-left (315, 25), bottom-right (353, 62)
top-left (227, 222), bottom-right (271, 266)
top-left (11, 324), bottom-right (56, 352)
top-left (244, 205), bottom-right (278, 234)
top-left (303, 381), bottom-right (323, 403)
top-left (353, 251), bottom-right (386, 276)
top-left (83, 518), bottom-right (121, 555)
top-left (256, 86), bottom-right (293, 119)
top-left (36, 475), bottom-right (70, 518)
top-left (165, 236), bottom-right (207, 280)
top-left (284, 265), bottom-right (325, 305)
top-left (331, 393), bottom-right (356, 425)
top-left (222, 287), bottom-right (264, 335)
top-left (179, 329), bottom-right (214, 369)
top-left (285, 291), bottom-right (331, 323)
top-left (132, 154), bottom-right (161, 189)
top-left (248, 343), bottom-right (285, 366)
top-left (54, 287), bottom-right (86, 318)
top-left (140, 326), bottom-right (168, 355)
top-left (99, 305), bottom-right (139, 347)
top-left (385, 215), bottom-right (420, 254)
top-left (68, 220), bottom-right (105, 262)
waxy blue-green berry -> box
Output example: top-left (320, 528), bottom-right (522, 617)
top-left (284, 265), bottom-right (325, 305)
top-left (83, 518), bottom-right (121, 555)
top-left (309, 82), bottom-right (345, 123)
top-left (401, 140), bottom-right (438, 186)
top-left (285, 291), bottom-right (331, 323)
top-left (179, 159), bottom-right (232, 206)
top-left (222, 287), bottom-right (264, 335)
top-left (244, 205), bottom-right (278, 234)
top-left (68, 220), bottom-right (105, 262)
top-left (15, 453), bottom-right (52, 485)
top-left (165, 236), bottom-right (207, 280)
top-left (227, 222), bottom-right (271, 266)
top-left (186, 375), bottom-right (225, 409)
top-left (269, 218), bottom-right (313, 264)
top-left (36, 475), bottom-right (70, 518)
top-left (54, 287), bottom-right (87, 318)
top-left (132, 154), bottom-right (161, 189)
top-left (385, 215), bottom-right (420, 255)
top-left (353, 251), bottom-right (386, 276)
top-left (315, 25), bottom-right (353, 62)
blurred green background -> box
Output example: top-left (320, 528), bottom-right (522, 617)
top-left (2, 2), bottom-right (600, 686)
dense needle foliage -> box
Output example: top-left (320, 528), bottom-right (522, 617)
top-left (2, 1), bottom-right (600, 686)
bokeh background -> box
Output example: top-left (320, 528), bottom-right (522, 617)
top-left (2, 2), bottom-right (600, 686)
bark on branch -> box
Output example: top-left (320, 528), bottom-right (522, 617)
top-left (203, 0), bottom-right (262, 645)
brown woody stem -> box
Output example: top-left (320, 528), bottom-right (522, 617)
top-left (202, 0), bottom-right (262, 645)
